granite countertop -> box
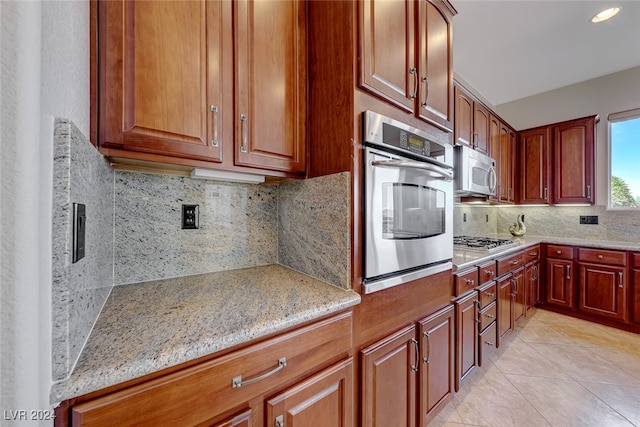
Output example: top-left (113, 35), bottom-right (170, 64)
top-left (50, 264), bottom-right (361, 403)
top-left (453, 235), bottom-right (640, 271)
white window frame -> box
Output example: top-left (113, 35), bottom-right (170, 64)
top-left (607, 107), bottom-right (640, 210)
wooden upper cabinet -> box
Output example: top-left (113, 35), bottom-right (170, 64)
top-left (360, 0), bottom-right (456, 130)
top-left (98, 0), bottom-right (223, 162)
top-left (417, 0), bottom-right (455, 131)
top-left (234, 0), bottom-right (306, 173)
top-left (472, 103), bottom-right (490, 154)
top-left (553, 116), bottom-right (596, 204)
top-left (454, 86), bottom-right (473, 146)
top-left (96, 0), bottom-right (306, 175)
top-left (519, 126), bottom-right (551, 204)
top-left (360, 0), bottom-right (416, 112)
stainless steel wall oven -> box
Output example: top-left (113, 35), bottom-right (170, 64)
top-left (362, 111), bottom-right (454, 294)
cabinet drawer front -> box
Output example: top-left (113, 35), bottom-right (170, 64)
top-left (71, 312), bottom-right (353, 427)
top-left (547, 244), bottom-right (574, 260)
top-left (477, 282), bottom-right (497, 309)
top-left (478, 321), bottom-right (497, 367)
top-left (478, 261), bottom-right (497, 285)
top-left (479, 302), bottom-right (497, 332)
top-left (455, 268), bottom-right (479, 297)
top-left (525, 245), bottom-right (541, 263)
top-left (578, 248), bottom-right (627, 266)
top-left (633, 253), bottom-right (640, 268)
top-left (496, 251), bottom-right (524, 277)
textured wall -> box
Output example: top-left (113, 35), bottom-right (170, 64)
top-left (51, 120), bottom-right (114, 381)
top-left (454, 204), bottom-right (640, 243)
top-left (113, 173), bottom-right (278, 285)
top-left (278, 172), bottom-right (351, 289)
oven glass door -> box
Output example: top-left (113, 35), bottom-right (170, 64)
top-left (365, 147), bottom-right (453, 281)
top-left (382, 182), bottom-right (445, 239)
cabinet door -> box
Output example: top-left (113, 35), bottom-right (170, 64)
top-left (553, 116), bottom-right (596, 204)
top-left (513, 268), bottom-right (526, 324)
top-left (454, 293), bottom-right (478, 391)
top-left (213, 409), bottom-right (253, 427)
top-left (497, 274), bottom-right (513, 346)
top-left (417, 0), bottom-right (454, 131)
top-left (579, 263), bottom-right (629, 322)
top-left (525, 262), bottom-right (540, 310)
top-left (418, 305), bottom-right (455, 427)
top-left (99, 0), bottom-right (223, 161)
top-left (234, 0), bottom-right (306, 173)
top-left (266, 358), bottom-right (353, 427)
top-left (634, 268), bottom-right (640, 325)
top-left (454, 86), bottom-right (473, 146)
top-left (546, 259), bottom-right (575, 310)
top-left (360, 0), bottom-right (416, 112)
top-left (499, 123), bottom-right (515, 203)
top-left (361, 326), bottom-right (417, 427)
top-left (488, 114), bottom-right (501, 202)
top-left (473, 103), bottom-right (490, 154)
top-left (520, 127), bottom-right (551, 204)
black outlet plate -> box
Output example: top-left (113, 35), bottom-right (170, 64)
top-left (579, 215), bottom-right (598, 225)
top-left (182, 204), bottom-right (199, 229)
top-left (73, 203), bottom-right (86, 263)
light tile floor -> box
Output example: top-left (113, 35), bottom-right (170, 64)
top-left (431, 308), bottom-right (640, 427)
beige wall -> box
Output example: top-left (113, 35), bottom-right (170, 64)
top-left (496, 66), bottom-right (640, 206)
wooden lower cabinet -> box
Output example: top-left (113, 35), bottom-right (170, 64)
top-left (360, 326), bottom-right (417, 427)
top-left (478, 321), bottom-right (497, 366)
top-left (634, 267), bottom-right (640, 325)
top-left (360, 304), bottom-right (455, 427)
top-left (513, 268), bottom-right (526, 324)
top-left (418, 305), bottom-right (455, 426)
top-left (497, 274), bottom-right (513, 346)
top-left (525, 262), bottom-right (540, 310)
top-left (454, 292), bottom-right (478, 391)
top-left (67, 312), bottom-right (353, 427)
top-left (578, 263), bottom-right (628, 322)
top-left (265, 358), bottom-right (353, 427)
top-left (545, 258), bottom-right (575, 310)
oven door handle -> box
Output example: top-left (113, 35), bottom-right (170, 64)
top-left (488, 166), bottom-right (497, 193)
top-left (370, 160), bottom-right (454, 181)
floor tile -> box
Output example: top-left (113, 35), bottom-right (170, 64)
top-left (506, 375), bottom-right (634, 427)
top-left (580, 382), bottom-right (640, 426)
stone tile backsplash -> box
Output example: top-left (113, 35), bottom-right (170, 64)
top-left (455, 204), bottom-right (640, 243)
top-left (52, 119), bottom-right (351, 380)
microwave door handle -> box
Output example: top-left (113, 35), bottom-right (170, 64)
top-left (488, 166), bottom-right (497, 193)
top-left (370, 159), bottom-right (454, 181)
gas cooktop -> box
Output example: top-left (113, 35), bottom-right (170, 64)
top-left (453, 236), bottom-right (517, 252)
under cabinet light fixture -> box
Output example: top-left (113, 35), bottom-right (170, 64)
top-left (190, 168), bottom-right (265, 184)
top-left (591, 7), bottom-right (620, 23)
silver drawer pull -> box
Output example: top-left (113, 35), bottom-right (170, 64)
top-left (510, 260), bottom-right (519, 265)
top-left (484, 313), bottom-right (495, 319)
top-left (232, 357), bottom-right (286, 388)
top-left (598, 254), bottom-right (604, 259)
top-left (484, 292), bottom-right (495, 298)
top-left (465, 279), bottom-right (475, 286)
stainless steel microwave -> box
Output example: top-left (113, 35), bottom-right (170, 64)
top-left (454, 145), bottom-right (496, 197)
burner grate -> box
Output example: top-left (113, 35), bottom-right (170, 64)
top-left (454, 236), bottom-right (517, 251)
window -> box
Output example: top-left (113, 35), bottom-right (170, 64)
top-left (608, 108), bottom-right (640, 209)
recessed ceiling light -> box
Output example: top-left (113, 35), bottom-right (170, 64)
top-left (591, 7), bottom-right (620, 23)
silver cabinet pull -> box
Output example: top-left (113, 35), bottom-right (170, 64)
top-left (210, 105), bottom-right (219, 147)
top-left (409, 67), bottom-right (418, 99)
top-left (232, 357), bottom-right (286, 388)
top-left (275, 415), bottom-right (284, 427)
top-left (529, 252), bottom-right (538, 257)
top-left (240, 114), bottom-right (248, 153)
top-left (484, 313), bottom-right (495, 319)
top-left (544, 187), bottom-right (548, 200)
top-left (465, 279), bottom-right (475, 287)
top-left (557, 250), bottom-right (562, 255)
top-left (618, 272), bottom-right (623, 288)
top-left (484, 270), bottom-right (495, 277)
top-left (484, 340), bottom-right (495, 347)
top-left (423, 331), bottom-right (431, 364)
top-left (566, 265), bottom-right (571, 280)
top-left (510, 259), bottom-right (519, 266)
top-left (410, 338), bottom-right (420, 372)
top-left (598, 254), bottom-right (604, 259)
top-left (484, 292), bottom-right (495, 298)
top-left (421, 76), bottom-right (429, 107)
top-left (587, 184), bottom-right (592, 199)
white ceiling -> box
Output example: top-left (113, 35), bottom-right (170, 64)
top-left (452, 0), bottom-right (640, 107)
